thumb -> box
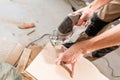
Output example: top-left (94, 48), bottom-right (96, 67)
top-left (77, 13), bottom-right (88, 26)
top-left (61, 46), bottom-right (68, 52)
top-left (56, 53), bottom-right (64, 65)
top-left (80, 12), bottom-right (88, 20)
top-left (56, 58), bottom-right (61, 65)
top-left (70, 62), bottom-right (75, 78)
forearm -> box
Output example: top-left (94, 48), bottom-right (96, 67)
top-left (89, 0), bottom-right (112, 11)
top-left (86, 24), bottom-right (120, 53)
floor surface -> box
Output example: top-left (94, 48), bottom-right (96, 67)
top-left (0, 0), bottom-right (120, 80)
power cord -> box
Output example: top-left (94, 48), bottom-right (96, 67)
top-left (26, 34), bottom-right (50, 48)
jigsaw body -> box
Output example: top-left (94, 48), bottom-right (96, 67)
top-left (50, 13), bottom-right (81, 46)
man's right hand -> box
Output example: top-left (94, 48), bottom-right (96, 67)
top-left (74, 5), bottom-right (95, 26)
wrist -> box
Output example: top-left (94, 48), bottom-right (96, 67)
top-left (75, 40), bottom-right (95, 55)
top-left (88, 3), bottom-right (97, 14)
top-left (83, 40), bottom-right (95, 54)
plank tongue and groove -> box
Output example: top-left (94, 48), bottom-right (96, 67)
top-left (5, 43), bottom-right (25, 65)
top-left (26, 45), bottom-right (43, 67)
top-left (26, 42), bottom-right (109, 80)
top-left (17, 48), bottom-right (31, 72)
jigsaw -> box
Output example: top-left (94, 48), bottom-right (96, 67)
top-left (49, 13), bottom-right (82, 46)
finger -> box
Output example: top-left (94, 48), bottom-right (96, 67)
top-left (56, 54), bottom-right (63, 65)
top-left (77, 14), bottom-right (87, 26)
top-left (68, 12), bottom-right (78, 16)
top-left (80, 12), bottom-right (87, 20)
top-left (70, 62), bottom-right (75, 78)
top-left (76, 18), bottom-right (84, 26)
top-left (61, 46), bottom-right (68, 52)
top-left (81, 21), bottom-right (86, 26)
top-left (84, 21), bottom-right (89, 26)
top-left (78, 12), bottom-right (88, 25)
top-left (56, 58), bottom-right (61, 65)
top-left (56, 52), bottom-right (66, 65)
top-left (74, 9), bottom-right (82, 14)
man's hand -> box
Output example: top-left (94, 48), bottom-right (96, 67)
top-left (71, 5), bottom-right (95, 26)
top-left (73, 0), bottom-right (112, 26)
top-left (56, 43), bottom-right (85, 77)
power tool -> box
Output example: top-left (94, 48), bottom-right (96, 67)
top-left (50, 13), bottom-right (82, 46)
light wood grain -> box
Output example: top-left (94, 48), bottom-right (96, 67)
top-left (26, 42), bottom-right (109, 80)
top-left (22, 71), bottom-right (37, 80)
top-left (6, 43), bottom-right (25, 65)
top-left (17, 48), bottom-right (31, 72)
top-left (26, 45), bottom-right (43, 67)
